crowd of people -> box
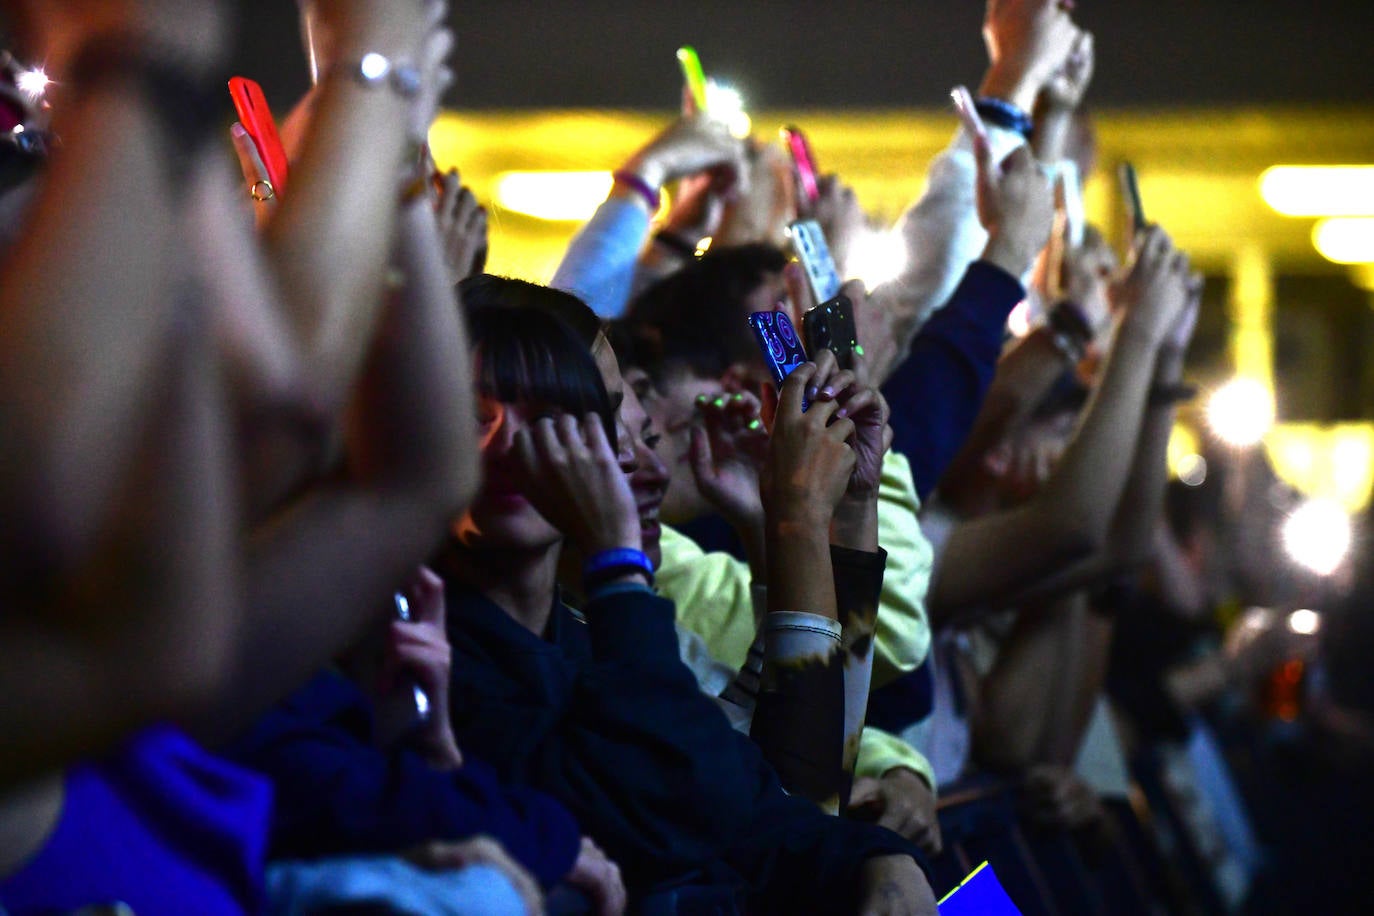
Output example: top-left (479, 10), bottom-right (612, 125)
top-left (2, 0), bottom-right (1371, 914)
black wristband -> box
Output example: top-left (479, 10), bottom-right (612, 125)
top-left (974, 97), bottom-right (1034, 139)
top-left (68, 34), bottom-right (230, 180)
top-left (1048, 300), bottom-right (1095, 349)
top-left (654, 229), bottom-right (699, 259)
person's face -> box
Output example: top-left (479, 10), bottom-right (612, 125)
top-left (594, 336), bottom-right (670, 566)
top-left (452, 365), bottom-right (564, 552)
top-left (627, 366), bottom-right (722, 526)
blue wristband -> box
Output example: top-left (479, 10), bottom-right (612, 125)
top-left (974, 97), bottom-right (1034, 139)
top-left (582, 547), bottom-right (655, 590)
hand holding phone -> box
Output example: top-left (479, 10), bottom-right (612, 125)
top-left (229, 76), bottom-right (289, 194)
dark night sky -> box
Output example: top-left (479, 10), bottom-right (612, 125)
top-left (233, 1), bottom-right (1374, 112)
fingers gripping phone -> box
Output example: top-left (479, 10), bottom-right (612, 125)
top-left (748, 310), bottom-right (810, 410)
top-left (787, 219), bottom-right (843, 304)
top-left (781, 126), bottom-right (821, 206)
top-left (803, 294), bottom-right (859, 372)
top-left (229, 76), bottom-right (289, 193)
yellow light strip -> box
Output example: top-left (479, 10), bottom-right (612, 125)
top-left (1313, 217), bottom-right (1374, 264)
top-left (1260, 166), bottom-right (1374, 217)
top-left (493, 171), bottom-right (615, 222)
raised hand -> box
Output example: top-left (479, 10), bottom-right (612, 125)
top-left (618, 114), bottom-right (746, 204)
top-left (1112, 225), bottom-right (1193, 347)
top-left (512, 414), bottom-right (640, 558)
top-left (384, 566), bottom-right (463, 770)
top-left (977, 145), bottom-right (1057, 278)
top-left (1042, 30), bottom-right (1095, 111)
top-left (981, 0), bottom-right (1084, 112)
top-left (762, 362), bottom-right (856, 530)
top-left (804, 175), bottom-right (868, 277)
top-left (688, 391), bottom-right (769, 533)
top-left (407, 1), bottom-right (454, 143)
top-left (435, 168), bottom-right (488, 285)
top-left (1164, 272), bottom-right (1204, 355)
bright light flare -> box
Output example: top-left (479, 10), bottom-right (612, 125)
top-left (846, 229), bottom-right (908, 291)
top-left (1286, 609), bottom-right (1322, 636)
top-left (704, 81), bottom-right (751, 139)
top-left (1260, 166), bottom-right (1374, 218)
top-left (1177, 454), bottom-right (1208, 487)
top-left (1282, 499), bottom-right (1352, 576)
top-left (1207, 377), bottom-right (1275, 447)
top-left (494, 171), bottom-right (613, 222)
top-left (1006, 300), bottom-right (1033, 338)
top-left (15, 68), bottom-right (49, 99)
top-left (1313, 218), bottom-right (1374, 265)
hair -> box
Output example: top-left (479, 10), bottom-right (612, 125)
top-left (461, 277), bottom-right (614, 440)
top-left (619, 243), bottom-right (788, 382)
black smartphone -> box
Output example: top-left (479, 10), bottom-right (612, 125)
top-left (748, 310), bottom-right (810, 409)
top-left (803, 294), bottom-right (859, 371)
top-left (1119, 162), bottom-right (1146, 232)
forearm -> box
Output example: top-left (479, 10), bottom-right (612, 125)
top-left (0, 88), bottom-right (198, 557)
top-left (973, 593), bottom-right (1110, 771)
top-left (1031, 105), bottom-right (1075, 165)
top-left (937, 327), bottom-right (1077, 507)
top-left (1106, 348), bottom-right (1183, 566)
top-left (262, 56), bottom-right (416, 410)
top-left (832, 494), bottom-right (879, 553)
top-left (767, 521), bottom-right (838, 619)
top-left (549, 195), bottom-right (652, 319)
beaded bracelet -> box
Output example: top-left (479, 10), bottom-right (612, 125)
top-left (611, 170), bottom-right (661, 212)
top-left (582, 547), bottom-right (655, 592)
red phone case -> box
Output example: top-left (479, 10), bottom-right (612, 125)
top-left (229, 76), bottom-right (289, 193)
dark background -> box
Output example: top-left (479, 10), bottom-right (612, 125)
top-left (232, 1), bottom-right (1374, 112)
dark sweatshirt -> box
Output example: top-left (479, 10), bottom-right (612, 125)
top-left (445, 580), bottom-right (926, 912)
top-left (225, 669), bottom-right (581, 888)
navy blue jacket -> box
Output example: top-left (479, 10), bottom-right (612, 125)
top-left (883, 260), bottom-right (1025, 501)
top-left (226, 670), bottom-right (581, 888)
top-left (445, 581), bottom-right (925, 911)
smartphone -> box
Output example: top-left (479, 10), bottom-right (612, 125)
top-left (787, 220), bottom-right (843, 304)
top-left (803, 294), bottom-right (859, 371)
top-left (748, 310), bottom-right (810, 409)
top-left (950, 85), bottom-right (989, 150)
top-left (229, 76), bottom-right (290, 193)
top-left (676, 46), bottom-right (710, 115)
top-left (781, 125), bottom-right (821, 206)
top-left (393, 593), bottom-right (431, 725)
top-left (1119, 161), bottom-right (1146, 232)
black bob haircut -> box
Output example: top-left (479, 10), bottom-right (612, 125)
top-left (460, 276), bottom-right (614, 442)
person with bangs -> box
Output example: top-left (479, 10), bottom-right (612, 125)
top-left (438, 280), bottom-right (938, 914)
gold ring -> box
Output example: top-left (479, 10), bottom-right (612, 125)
top-left (250, 179), bottom-right (276, 202)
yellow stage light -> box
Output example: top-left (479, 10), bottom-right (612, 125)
top-left (847, 229), bottom-right (908, 292)
top-left (1260, 166), bottom-right (1374, 217)
top-left (1282, 499), bottom-right (1352, 576)
top-left (1207, 377), bottom-right (1275, 447)
top-left (1313, 217), bottom-right (1374, 264)
top-left (494, 171), bottom-right (614, 222)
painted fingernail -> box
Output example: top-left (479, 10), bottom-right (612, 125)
top-left (806, 387), bottom-right (819, 400)
top-left (854, 344), bottom-right (865, 356)
top-left (747, 418), bottom-right (763, 430)
top-left (696, 394), bottom-right (710, 405)
top-left (837, 408), bottom-right (849, 418)
top-left (820, 387), bottom-right (836, 399)
top-left (713, 397), bottom-right (726, 409)
top-left (732, 393), bottom-right (746, 403)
